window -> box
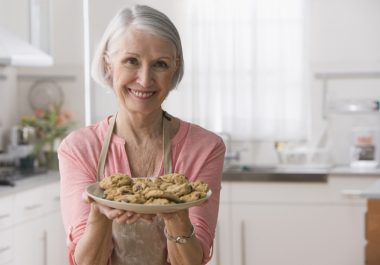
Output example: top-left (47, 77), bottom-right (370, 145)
top-left (165, 0), bottom-right (309, 141)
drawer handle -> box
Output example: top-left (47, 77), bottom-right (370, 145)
top-left (0, 214), bottom-right (10, 220)
top-left (0, 246), bottom-right (10, 253)
top-left (24, 204), bottom-right (42, 211)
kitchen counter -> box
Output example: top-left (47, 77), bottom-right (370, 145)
top-left (222, 165), bottom-right (380, 182)
top-left (0, 170), bottom-right (60, 197)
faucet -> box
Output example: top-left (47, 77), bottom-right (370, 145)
top-left (218, 132), bottom-right (240, 167)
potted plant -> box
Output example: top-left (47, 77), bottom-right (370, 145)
top-left (20, 104), bottom-right (74, 170)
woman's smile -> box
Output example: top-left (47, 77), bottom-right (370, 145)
top-left (128, 88), bottom-right (156, 99)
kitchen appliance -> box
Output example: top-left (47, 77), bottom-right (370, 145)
top-left (327, 99), bottom-right (380, 168)
top-left (350, 127), bottom-right (379, 168)
top-left (9, 126), bottom-right (36, 169)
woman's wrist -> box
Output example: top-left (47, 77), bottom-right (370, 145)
top-left (164, 223), bottom-right (195, 244)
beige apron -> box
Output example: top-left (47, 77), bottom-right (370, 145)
top-left (96, 113), bottom-right (172, 265)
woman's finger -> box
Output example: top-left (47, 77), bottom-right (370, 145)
top-left (94, 203), bottom-right (123, 219)
top-left (82, 191), bottom-right (93, 203)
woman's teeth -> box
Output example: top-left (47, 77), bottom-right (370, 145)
top-left (131, 90), bottom-right (154, 98)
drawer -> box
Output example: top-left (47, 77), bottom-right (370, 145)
top-left (229, 176), bottom-right (375, 204)
top-left (42, 181), bottom-right (61, 213)
top-left (0, 196), bottom-right (14, 230)
top-left (14, 186), bottom-right (44, 224)
top-left (0, 229), bottom-right (13, 265)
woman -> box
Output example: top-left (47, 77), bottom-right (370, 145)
top-left (58, 5), bottom-right (225, 265)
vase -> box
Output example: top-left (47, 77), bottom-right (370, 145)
top-left (45, 151), bottom-right (59, 170)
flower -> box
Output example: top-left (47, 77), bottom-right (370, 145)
top-left (20, 104), bottom-right (74, 168)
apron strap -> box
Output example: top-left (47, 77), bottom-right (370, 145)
top-left (96, 111), bottom-right (173, 181)
top-left (163, 113), bottom-right (172, 174)
top-left (97, 113), bottom-right (117, 181)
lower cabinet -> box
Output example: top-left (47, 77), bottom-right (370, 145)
top-left (231, 203), bottom-right (365, 265)
top-left (209, 175), bottom-right (375, 265)
top-left (46, 211), bottom-right (67, 265)
top-left (0, 178), bottom-right (67, 265)
top-left (208, 202), bottom-right (232, 265)
top-left (13, 218), bottom-right (45, 265)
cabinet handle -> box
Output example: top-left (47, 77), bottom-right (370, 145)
top-left (0, 246), bottom-right (10, 253)
top-left (0, 214), bottom-right (10, 220)
top-left (24, 204), bottom-right (42, 211)
top-left (241, 220), bottom-right (246, 265)
top-left (341, 189), bottom-right (363, 198)
top-left (215, 224), bottom-right (220, 265)
top-left (43, 230), bottom-right (47, 265)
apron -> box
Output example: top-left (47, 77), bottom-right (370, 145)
top-left (96, 113), bottom-right (172, 265)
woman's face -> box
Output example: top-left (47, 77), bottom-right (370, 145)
top-left (108, 27), bottom-right (178, 116)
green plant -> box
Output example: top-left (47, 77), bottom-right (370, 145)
top-left (20, 104), bottom-right (74, 168)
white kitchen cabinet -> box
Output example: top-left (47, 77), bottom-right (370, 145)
top-left (0, 229), bottom-right (13, 265)
top-left (231, 203), bottom-right (365, 265)
top-left (0, 176), bottom-right (67, 265)
top-left (46, 211), bottom-right (67, 265)
top-left (208, 183), bottom-right (232, 265)
top-left (216, 175), bottom-right (376, 265)
top-left (13, 218), bottom-right (45, 265)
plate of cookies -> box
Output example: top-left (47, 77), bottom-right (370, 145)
top-left (86, 173), bottom-right (212, 214)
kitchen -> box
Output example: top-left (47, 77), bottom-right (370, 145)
top-left (1, 0), bottom-right (380, 264)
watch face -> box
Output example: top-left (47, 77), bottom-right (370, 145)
top-left (176, 237), bottom-right (187, 244)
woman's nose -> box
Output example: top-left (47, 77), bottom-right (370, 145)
top-left (136, 65), bottom-right (154, 88)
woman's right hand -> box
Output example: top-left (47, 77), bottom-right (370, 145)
top-left (83, 191), bottom-right (155, 224)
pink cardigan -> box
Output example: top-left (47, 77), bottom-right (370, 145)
top-left (58, 116), bottom-right (225, 265)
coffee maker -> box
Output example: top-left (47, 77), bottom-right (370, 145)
top-left (9, 125), bottom-right (36, 168)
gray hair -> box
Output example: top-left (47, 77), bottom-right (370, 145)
top-left (91, 5), bottom-right (184, 90)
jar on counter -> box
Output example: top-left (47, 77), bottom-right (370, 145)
top-left (350, 127), bottom-right (379, 168)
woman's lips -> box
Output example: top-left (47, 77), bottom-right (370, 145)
top-left (129, 89), bottom-right (155, 99)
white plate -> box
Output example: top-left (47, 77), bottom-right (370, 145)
top-left (86, 183), bottom-right (212, 214)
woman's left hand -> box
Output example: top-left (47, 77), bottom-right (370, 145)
top-left (115, 211), bottom-right (156, 224)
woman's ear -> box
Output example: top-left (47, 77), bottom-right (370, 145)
top-left (175, 57), bottom-right (180, 72)
top-left (104, 53), bottom-right (113, 80)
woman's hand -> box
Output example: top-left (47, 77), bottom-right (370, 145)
top-left (83, 191), bottom-right (155, 224)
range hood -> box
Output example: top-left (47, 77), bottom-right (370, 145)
top-left (0, 27), bottom-right (53, 67)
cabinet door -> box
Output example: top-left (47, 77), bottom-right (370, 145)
top-left (208, 203), bottom-right (232, 265)
top-left (0, 229), bottom-right (13, 265)
top-left (13, 218), bottom-right (45, 265)
top-left (231, 203), bottom-right (366, 265)
top-left (45, 211), bottom-right (68, 265)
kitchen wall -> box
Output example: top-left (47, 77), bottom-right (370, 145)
top-left (1, 0), bottom-right (380, 165)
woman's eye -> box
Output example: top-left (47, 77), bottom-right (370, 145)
top-left (153, 61), bottom-right (169, 70)
top-left (124, 57), bottom-right (139, 67)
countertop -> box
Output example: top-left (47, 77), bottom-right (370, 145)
top-left (222, 165), bottom-right (380, 182)
top-left (1, 165), bottom-right (380, 197)
top-left (0, 170), bottom-right (60, 197)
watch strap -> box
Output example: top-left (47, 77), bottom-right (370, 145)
top-left (164, 225), bottom-right (195, 244)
